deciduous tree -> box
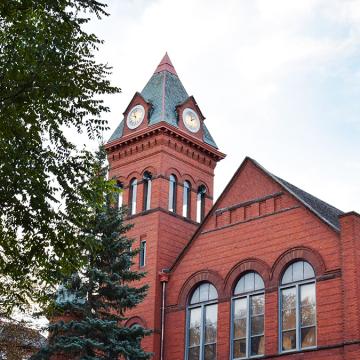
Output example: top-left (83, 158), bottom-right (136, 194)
top-left (0, 0), bottom-right (120, 311)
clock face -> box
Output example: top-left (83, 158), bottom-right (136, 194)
top-left (127, 105), bottom-right (145, 129)
top-left (182, 108), bottom-right (200, 133)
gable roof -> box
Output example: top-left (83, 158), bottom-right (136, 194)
top-left (251, 158), bottom-right (344, 232)
top-left (170, 156), bottom-right (343, 272)
top-left (107, 54), bottom-right (218, 148)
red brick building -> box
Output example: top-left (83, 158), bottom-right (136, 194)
top-left (105, 54), bottom-right (360, 360)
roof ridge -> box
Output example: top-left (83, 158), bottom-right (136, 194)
top-left (248, 157), bottom-right (343, 232)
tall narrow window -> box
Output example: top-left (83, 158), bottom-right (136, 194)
top-left (280, 261), bottom-right (316, 353)
top-left (231, 272), bottom-right (265, 359)
top-left (143, 171), bottom-right (152, 211)
top-left (116, 180), bottom-right (123, 209)
top-left (140, 241), bottom-right (146, 268)
top-left (183, 180), bottom-right (191, 218)
top-left (197, 185), bottom-right (206, 223)
top-left (187, 283), bottom-right (218, 360)
top-left (129, 178), bottom-right (137, 215)
top-left (169, 174), bottom-right (177, 212)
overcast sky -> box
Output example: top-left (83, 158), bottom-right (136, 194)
top-left (81, 0), bottom-right (360, 214)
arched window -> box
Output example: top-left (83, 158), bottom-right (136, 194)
top-left (187, 283), bottom-right (218, 360)
top-left (280, 261), bottom-right (316, 352)
top-left (183, 181), bottom-right (191, 218)
top-left (196, 185), bottom-right (206, 223)
top-left (116, 180), bottom-right (124, 209)
top-left (129, 178), bottom-right (137, 215)
top-left (143, 171), bottom-right (152, 211)
top-left (231, 272), bottom-right (265, 359)
top-left (169, 174), bottom-right (177, 212)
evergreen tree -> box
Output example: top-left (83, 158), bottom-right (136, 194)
top-left (31, 146), bottom-right (153, 360)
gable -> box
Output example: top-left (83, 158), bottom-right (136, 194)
top-left (216, 159), bottom-right (282, 210)
top-left (170, 156), bottom-right (344, 273)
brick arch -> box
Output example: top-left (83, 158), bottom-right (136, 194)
top-left (182, 174), bottom-right (196, 187)
top-left (165, 167), bottom-right (181, 180)
top-left (271, 246), bottom-right (325, 285)
top-left (178, 270), bottom-right (224, 307)
top-left (194, 180), bottom-right (210, 194)
top-left (126, 171), bottom-right (141, 182)
top-left (224, 258), bottom-right (271, 295)
top-left (124, 315), bottom-right (147, 329)
top-left (141, 166), bottom-right (157, 176)
top-left (115, 175), bottom-right (126, 183)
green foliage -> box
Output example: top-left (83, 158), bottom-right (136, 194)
top-left (0, 0), bottom-right (120, 311)
top-left (31, 151), bottom-right (153, 359)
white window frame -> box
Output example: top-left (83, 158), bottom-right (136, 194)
top-left (140, 241), bottom-right (146, 268)
top-left (231, 273), bottom-right (265, 359)
top-left (143, 178), bottom-right (151, 211)
top-left (186, 283), bottom-right (218, 360)
top-left (129, 178), bottom-right (137, 215)
top-left (183, 181), bottom-right (191, 218)
top-left (278, 262), bottom-right (317, 354)
top-left (169, 174), bottom-right (176, 212)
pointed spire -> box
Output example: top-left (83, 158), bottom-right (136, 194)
top-left (153, 52), bottom-right (178, 76)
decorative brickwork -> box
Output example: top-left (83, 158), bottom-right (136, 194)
top-left (102, 55), bottom-right (360, 360)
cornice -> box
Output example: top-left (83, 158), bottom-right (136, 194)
top-left (108, 136), bottom-right (219, 172)
top-left (105, 122), bottom-right (226, 161)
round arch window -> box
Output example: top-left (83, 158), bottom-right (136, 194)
top-left (231, 272), bottom-right (265, 359)
top-left (279, 261), bottom-right (316, 352)
top-left (187, 283), bottom-right (218, 360)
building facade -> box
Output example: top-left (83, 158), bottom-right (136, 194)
top-left (105, 54), bottom-right (360, 360)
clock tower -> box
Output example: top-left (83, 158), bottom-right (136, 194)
top-left (105, 53), bottom-right (225, 359)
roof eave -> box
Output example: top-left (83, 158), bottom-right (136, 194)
top-left (105, 122), bottom-right (226, 159)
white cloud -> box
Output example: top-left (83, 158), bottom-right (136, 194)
top-left (78, 0), bottom-right (360, 213)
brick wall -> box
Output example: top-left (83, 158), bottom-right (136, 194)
top-left (163, 159), bottom-right (354, 359)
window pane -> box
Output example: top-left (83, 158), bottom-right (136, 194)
top-left (189, 327), bottom-right (201, 347)
top-left (197, 193), bottom-right (202, 223)
top-left (245, 272), bottom-right (255, 292)
top-left (200, 283), bottom-right (209, 302)
top-left (282, 287), bottom-right (296, 309)
top-left (209, 284), bottom-right (218, 300)
top-left (205, 324), bottom-right (217, 344)
top-left (205, 304), bottom-right (217, 324)
top-left (251, 294), bottom-right (264, 315)
top-left (233, 339), bottom-right (246, 358)
top-left (293, 261), bottom-right (304, 282)
top-left (251, 335), bottom-right (264, 356)
top-left (169, 180), bottom-right (174, 211)
top-left (234, 276), bottom-right (245, 295)
top-left (301, 305), bottom-right (316, 327)
top-left (234, 318), bottom-right (247, 339)
top-left (282, 266), bottom-right (292, 284)
top-left (301, 326), bottom-right (316, 348)
top-left (190, 308), bottom-right (201, 328)
top-left (190, 287), bottom-right (200, 304)
top-left (188, 346), bottom-right (200, 360)
top-left (304, 262), bottom-right (315, 279)
top-left (254, 273), bottom-right (264, 290)
top-left (251, 315), bottom-right (264, 336)
top-left (301, 283), bottom-right (315, 305)
top-left (204, 344), bottom-right (216, 360)
top-left (282, 330), bottom-right (296, 351)
top-left (282, 309), bottom-right (296, 330)
top-left (234, 298), bottom-right (247, 319)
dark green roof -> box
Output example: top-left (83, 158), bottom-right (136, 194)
top-left (107, 70), bottom-right (218, 148)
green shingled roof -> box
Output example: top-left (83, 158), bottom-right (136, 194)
top-left (108, 70), bottom-right (218, 149)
